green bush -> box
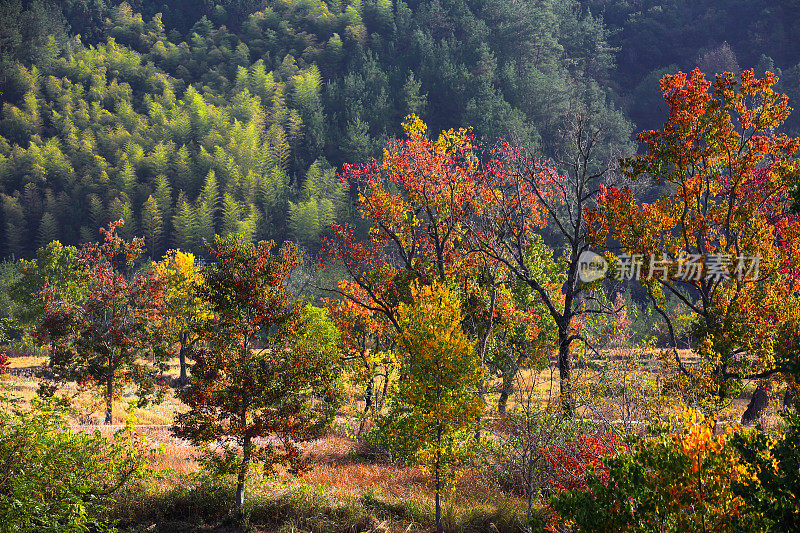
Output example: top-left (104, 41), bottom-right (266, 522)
top-left (0, 391), bottom-right (149, 533)
top-left (732, 407), bottom-right (800, 532)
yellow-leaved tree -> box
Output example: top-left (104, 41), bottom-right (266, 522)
top-left (382, 280), bottom-right (485, 533)
top-left (155, 250), bottom-right (212, 385)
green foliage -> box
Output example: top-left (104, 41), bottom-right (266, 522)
top-left (9, 240), bottom-right (84, 331)
top-left (0, 0), bottom-right (635, 258)
top-left (140, 195), bottom-right (164, 258)
top-left (732, 408), bottom-right (800, 531)
top-left (0, 390), bottom-right (149, 533)
top-left (375, 280), bottom-right (484, 489)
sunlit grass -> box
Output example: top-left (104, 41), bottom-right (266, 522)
top-left (2, 345), bottom-right (786, 531)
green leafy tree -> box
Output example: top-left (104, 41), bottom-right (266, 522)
top-left (379, 280), bottom-right (484, 533)
top-left (36, 212), bottom-right (59, 249)
top-left (172, 193), bottom-right (196, 252)
top-left (9, 240), bottom-right (84, 334)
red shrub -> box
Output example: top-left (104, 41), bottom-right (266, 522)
top-left (541, 432), bottom-right (628, 491)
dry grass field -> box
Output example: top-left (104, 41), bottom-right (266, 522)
top-left (0, 346), bottom-right (785, 532)
top-left (1, 351), bottom-right (537, 532)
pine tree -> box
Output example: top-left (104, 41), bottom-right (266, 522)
top-left (172, 193), bottom-right (196, 252)
top-left (269, 83), bottom-right (288, 127)
top-left (403, 71), bottom-right (427, 116)
top-left (154, 174), bottom-right (174, 221)
top-left (108, 196), bottom-right (136, 240)
top-left (2, 194), bottom-right (26, 257)
top-left (200, 170), bottom-right (220, 218)
top-left (249, 59), bottom-right (275, 102)
top-left (343, 116), bottom-right (371, 162)
top-left (220, 193), bottom-right (241, 237)
top-left (266, 124), bottom-right (290, 173)
top-left (37, 212), bottom-right (59, 248)
top-left (260, 166), bottom-right (288, 214)
top-left (173, 144), bottom-right (195, 195)
top-left (87, 194), bottom-right (105, 239)
top-left (140, 195), bottom-right (163, 258)
top-left (194, 198), bottom-right (215, 249)
top-left (288, 199), bottom-right (320, 245)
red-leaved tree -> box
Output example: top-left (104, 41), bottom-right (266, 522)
top-left (35, 221), bottom-right (170, 424)
top-left (174, 234), bottom-right (341, 514)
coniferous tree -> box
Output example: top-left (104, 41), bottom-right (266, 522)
top-left (140, 195), bottom-right (164, 258)
top-left (172, 193), bottom-right (196, 252)
top-left (37, 212), bottom-right (59, 249)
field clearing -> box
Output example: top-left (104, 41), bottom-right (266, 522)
top-left (2, 346), bottom-right (779, 429)
top-left (1, 346), bottom-right (787, 531)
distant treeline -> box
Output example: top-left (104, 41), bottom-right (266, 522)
top-left (0, 0), bottom-right (797, 259)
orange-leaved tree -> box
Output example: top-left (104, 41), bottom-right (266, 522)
top-left (327, 115), bottom-right (488, 328)
top-left (590, 69), bottom-right (800, 413)
top-left (327, 115), bottom-right (543, 416)
top-left (552, 408), bottom-right (758, 531)
top-left (173, 235), bottom-right (341, 514)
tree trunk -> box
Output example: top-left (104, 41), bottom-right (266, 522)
top-left (526, 450), bottom-right (535, 532)
top-left (178, 333), bottom-right (188, 386)
top-left (784, 386), bottom-right (795, 410)
top-left (558, 334), bottom-right (574, 417)
top-left (475, 286), bottom-right (497, 439)
top-left (741, 384), bottom-right (770, 426)
top-left (234, 436), bottom-right (252, 514)
top-left (357, 378), bottom-right (374, 436)
top-left (379, 369), bottom-right (390, 412)
top-left (498, 371), bottom-right (515, 416)
top-left (435, 424), bottom-right (442, 533)
top-left (105, 372), bottom-right (113, 424)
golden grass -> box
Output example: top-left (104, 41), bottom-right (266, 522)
top-left (3, 346), bottom-right (787, 532)
top-left (5, 354), bottom-right (47, 369)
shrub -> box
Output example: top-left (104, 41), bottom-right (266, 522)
top-left (0, 390), bottom-right (149, 532)
top-left (488, 410), bottom-right (624, 497)
top-left (732, 407), bottom-right (800, 531)
top-left (541, 432), bottom-right (628, 491)
top-left (551, 409), bottom-right (761, 532)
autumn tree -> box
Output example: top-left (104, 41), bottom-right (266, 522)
top-left (591, 69), bottom-right (800, 414)
top-left (326, 284), bottom-right (396, 435)
top-left (328, 115), bottom-right (527, 416)
top-left (34, 221), bottom-right (170, 424)
top-left (470, 113), bottom-right (621, 416)
top-left (380, 280), bottom-right (485, 533)
top-left (155, 250), bottom-right (211, 385)
top-left (173, 235), bottom-right (341, 514)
